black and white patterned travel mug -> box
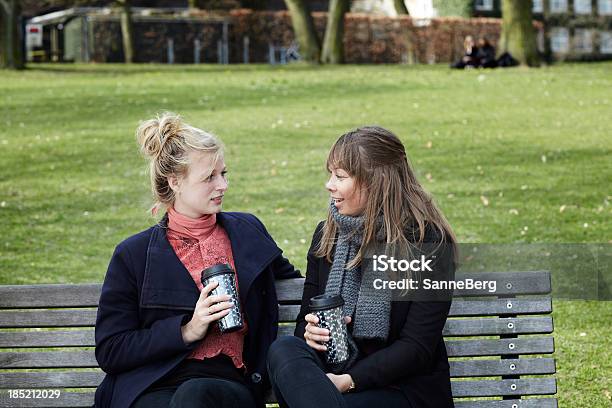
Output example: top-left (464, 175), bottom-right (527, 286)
top-left (309, 294), bottom-right (349, 364)
top-left (201, 263), bottom-right (244, 333)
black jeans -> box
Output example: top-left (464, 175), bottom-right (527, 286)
top-left (267, 336), bottom-right (412, 408)
top-left (131, 377), bottom-right (256, 408)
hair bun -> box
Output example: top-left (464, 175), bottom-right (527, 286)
top-left (136, 112), bottom-right (182, 158)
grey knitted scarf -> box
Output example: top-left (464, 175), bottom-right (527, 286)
top-left (324, 203), bottom-right (392, 371)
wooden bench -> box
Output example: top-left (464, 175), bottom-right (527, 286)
top-left (0, 271), bottom-right (557, 407)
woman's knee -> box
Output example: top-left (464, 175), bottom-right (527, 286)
top-left (132, 388), bottom-right (174, 408)
top-left (267, 336), bottom-right (309, 372)
top-left (172, 378), bottom-right (253, 407)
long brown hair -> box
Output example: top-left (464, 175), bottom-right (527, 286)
top-left (315, 126), bottom-right (457, 267)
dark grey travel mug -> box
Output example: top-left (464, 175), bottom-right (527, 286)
top-left (201, 263), bottom-right (244, 333)
top-left (309, 294), bottom-right (349, 364)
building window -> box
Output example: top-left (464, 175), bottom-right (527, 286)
top-left (474, 0), bottom-right (494, 11)
top-left (533, 0), bottom-right (544, 13)
top-left (574, 29), bottom-right (593, 53)
top-left (600, 31), bottom-right (612, 53)
top-left (598, 0), bottom-right (612, 15)
top-left (574, 0), bottom-right (592, 14)
top-left (551, 28), bottom-right (570, 53)
top-left (550, 0), bottom-right (568, 13)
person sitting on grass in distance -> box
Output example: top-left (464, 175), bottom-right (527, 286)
top-left (476, 37), bottom-right (497, 68)
top-left (451, 35), bottom-right (479, 69)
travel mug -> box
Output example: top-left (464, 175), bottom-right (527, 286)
top-left (201, 263), bottom-right (244, 333)
top-left (309, 294), bottom-right (349, 364)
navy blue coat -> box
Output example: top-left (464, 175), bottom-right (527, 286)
top-left (94, 212), bottom-right (299, 408)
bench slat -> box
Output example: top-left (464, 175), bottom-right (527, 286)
top-left (0, 334), bottom-right (554, 358)
top-left (449, 358), bottom-right (556, 377)
top-left (278, 326), bottom-right (296, 337)
top-left (220, 332), bottom-right (555, 358)
top-left (278, 298), bottom-right (553, 322)
top-left (278, 305), bottom-right (301, 321)
top-left (275, 271), bottom-right (551, 301)
top-left (0, 357), bottom-right (555, 389)
top-left (0, 391), bottom-right (94, 407)
top-left (446, 337), bottom-right (554, 357)
top-left (0, 310), bottom-right (98, 328)
top-left (448, 298), bottom-right (552, 317)
top-left (0, 351), bottom-right (97, 368)
top-left (451, 378), bottom-right (557, 397)
top-left (0, 316), bottom-right (553, 348)
top-left (0, 285), bottom-right (101, 309)
top-left (275, 279), bottom-right (306, 303)
top-left (445, 271), bottom-right (552, 296)
top-left (454, 400), bottom-right (557, 408)
top-left (0, 371), bottom-right (103, 388)
top-left (0, 330), bottom-right (95, 348)
top-left (276, 319), bottom-right (553, 342)
top-left (443, 317), bottom-right (553, 336)
top-left (0, 299), bottom-right (553, 329)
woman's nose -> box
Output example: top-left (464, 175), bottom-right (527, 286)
top-left (217, 176), bottom-right (228, 191)
top-left (325, 178), bottom-right (335, 192)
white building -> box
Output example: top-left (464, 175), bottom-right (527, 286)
top-left (351, 0), bottom-right (436, 18)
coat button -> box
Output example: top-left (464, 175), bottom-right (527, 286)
top-left (251, 372), bottom-right (262, 384)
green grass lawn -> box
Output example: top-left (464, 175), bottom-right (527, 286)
top-left (0, 63), bottom-right (610, 406)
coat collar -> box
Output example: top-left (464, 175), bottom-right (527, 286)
top-left (140, 212), bottom-right (281, 310)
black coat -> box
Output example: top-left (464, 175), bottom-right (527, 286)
top-left (476, 44), bottom-right (497, 68)
top-left (94, 212), bottom-right (300, 408)
top-left (294, 222), bottom-right (455, 408)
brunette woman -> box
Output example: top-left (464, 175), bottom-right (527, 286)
top-left (267, 126), bottom-right (457, 408)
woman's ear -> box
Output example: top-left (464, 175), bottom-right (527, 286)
top-left (167, 174), bottom-right (180, 193)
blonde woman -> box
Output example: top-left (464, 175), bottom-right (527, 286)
top-left (451, 35), bottom-right (479, 69)
top-left (94, 113), bottom-right (299, 408)
top-left (268, 126), bottom-right (457, 408)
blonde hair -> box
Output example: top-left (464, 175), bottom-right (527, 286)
top-left (464, 35), bottom-right (474, 48)
top-left (136, 112), bottom-right (223, 214)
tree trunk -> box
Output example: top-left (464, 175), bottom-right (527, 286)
top-left (284, 0), bottom-right (320, 63)
top-left (393, 0), bottom-right (409, 15)
top-left (0, 4), bottom-right (5, 67)
top-left (500, 0), bottom-right (540, 67)
top-left (0, 0), bottom-right (25, 70)
top-left (117, 0), bottom-right (135, 63)
top-left (321, 0), bottom-right (350, 64)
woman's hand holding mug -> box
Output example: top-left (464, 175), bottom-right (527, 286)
top-left (304, 313), bottom-right (351, 351)
top-left (181, 281), bottom-right (233, 344)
